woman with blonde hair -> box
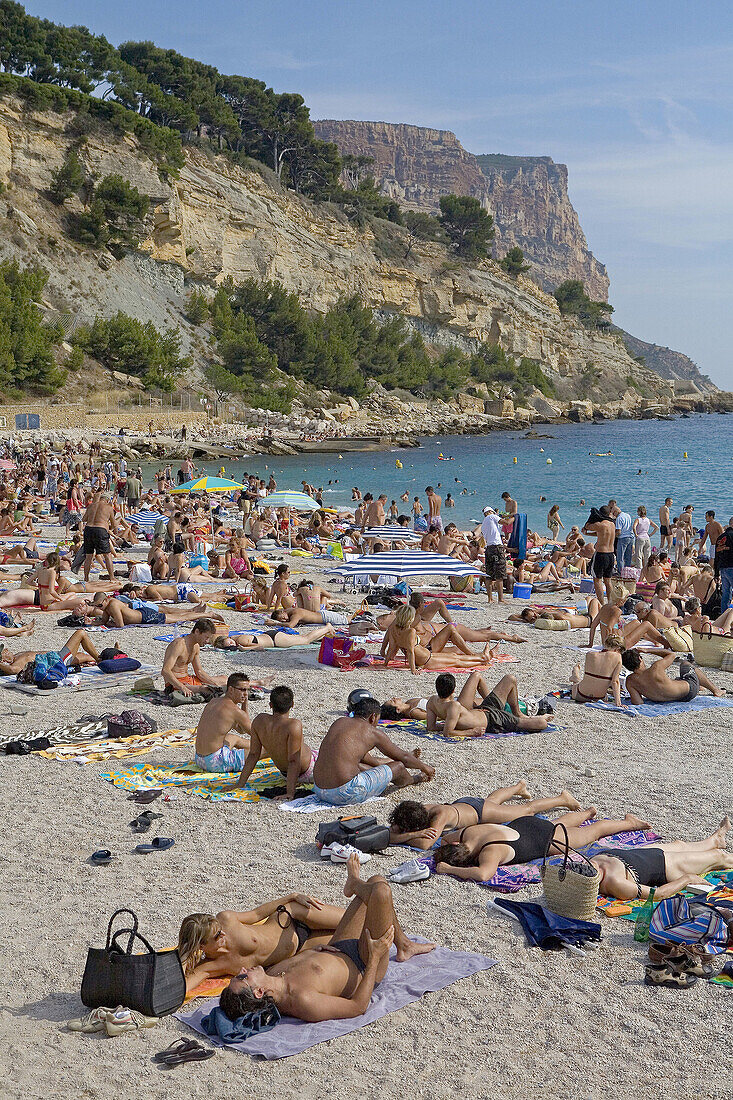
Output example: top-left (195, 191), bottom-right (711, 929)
top-left (177, 892), bottom-right (346, 993)
top-left (381, 603), bottom-right (494, 675)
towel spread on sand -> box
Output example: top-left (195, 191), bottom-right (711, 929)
top-left (584, 697), bottom-right (733, 719)
top-left (279, 792), bottom-right (384, 813)
top-left (176, 943), bottom-right (497, 1058)
top-left (379, 717), bottom-right (557, 743)
top-left (0, 662), bottom-right (159, 695)
top-left (37, 728), bottom-right (195, 762)
top-left (407, 828), bottom-right (662, 893)
top-left (100, 757), bottom-right (281, 801)
top-left (598, 869), bottom-right (733, 920)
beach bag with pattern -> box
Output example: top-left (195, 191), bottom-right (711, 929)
top-left (691, 624), bottom-right (733, 668)
top-left (318, 637), bottom-right (353, 666)
top-left (649, 896), bottom-right (733, 955)
top-left (106, 711), bottom-right (157, 739)
top-left (81, 908), bottom-right (185, 1017)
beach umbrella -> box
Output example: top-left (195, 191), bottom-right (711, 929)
top-left (171, 476), bottom-right (245, 541)
top-left (127, 509), bottom-right (165, 530)
top-left (362, 525), bottom-right (421, 543)
top-left (0, 459), bottom-right (16, 471)
top-left (329, 549), bottom-right (484, 588)
top-left (257, 490), bottom-right (319, 549)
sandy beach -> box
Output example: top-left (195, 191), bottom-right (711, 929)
top-left (1, 533), bottom-right (731, 1100)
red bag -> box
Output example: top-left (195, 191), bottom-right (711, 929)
top-left (318, 637), bottom-right (353, 665)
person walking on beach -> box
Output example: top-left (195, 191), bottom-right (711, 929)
top-left (633, 506), bottom-right (658, 569)
top-left (481, 506), bottom-right (506, 604)
top-left (583, 506), bottom-right (616, 602)
top-left (547, 504), bottom-right (564, 541)
top-left (82, 491), bottom-right (118, 583)
top-left (659, 497), bottom-right (673, 551)
top-left (425, 486), bottom-right (442, 531)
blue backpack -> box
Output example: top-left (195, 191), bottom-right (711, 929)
top-left (650, 895), bottom-right (733, 955)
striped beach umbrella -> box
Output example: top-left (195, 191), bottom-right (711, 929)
top-left (329, 549), bottom-right (484, 580)
top-left (127, 509), bottom-right (165, 530)
top-left (363, 525), bottom-right (421, 543)
top-left (258, 490), bottom-right (319, 549)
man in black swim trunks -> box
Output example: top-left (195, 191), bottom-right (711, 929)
top-left (583, 505), bottom-right (617, 602)
top-left (218, 855), bottom-right (435, 1023)
top-left (620, 650), bottom-right (723, 703)
top-left (82, 492), bottom-right (118, 582)
top-left (426, 672), bottom-right (552, 736)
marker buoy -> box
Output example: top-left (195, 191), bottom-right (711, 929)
top-left (395, 459), bottom-right (403, 468)
top-left (683, 452), bottom-right (688, 459)
top-left (513, 457), bottom-right (517, 464)
top-left (546, 458), bottom-right (552, 464)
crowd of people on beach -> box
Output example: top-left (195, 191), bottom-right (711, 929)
top-left (2, 433), bottom-right (733, 1038)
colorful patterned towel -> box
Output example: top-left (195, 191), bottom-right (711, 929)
top-left (598, 869), bottom-right (733, 921)
top-left (99, 757), bottom-right (281, 801)
top-left (380, 717), bottom-right (556, 742)
top-left (37, 728), bottom-right (195, 762)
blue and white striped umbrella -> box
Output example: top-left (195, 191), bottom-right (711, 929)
top-left (257, 491), bottom-right (319, 511)
top-left (127, 509), bottom-right (165, 529)
top-left (362, 525), bottom-right (421, 543)
top-left (329, 550), bottom-right (483, 579)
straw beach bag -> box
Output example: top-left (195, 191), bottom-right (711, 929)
top-left (541, 825), bottom-right (600, 921)
top-left (691, 624), bottom-right (733, 668)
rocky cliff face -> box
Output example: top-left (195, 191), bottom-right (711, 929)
top-left (314, 120), bottom-right (609, 300)
top-left (0, 95), bottom-right (670, 407)
top-left (612, 328), bottom-right (716, 392)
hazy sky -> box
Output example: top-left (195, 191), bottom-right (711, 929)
top-left (30, 1), bottom-right (733, 386)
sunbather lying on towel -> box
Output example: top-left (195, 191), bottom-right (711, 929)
top-left (194, 672), bottom-right (252, 771)
top-left (178, 892), bottom-right (348, 993)
top-left (510, 600), bottom-right (600, 628)
top-left (434, 809), bottom-right (652, 881)
top-left (426, 672), bottom-right (552, 735)
top-left (379, 697), bottom-right (430, 721)
top-left (120, 582), bottom-right (233, 606)
top-left (381, 605), bottom-right (495, 675)
top-left (226, 684), bottom-right (318, 800)
top-left (388, 782), bottom-right (583, 849)
top-left (381, 593), bottom-right (527, 644)
top-left (270, 606), bottom-right (352, 628)
top-left (230, 624), bottom-right (335, 651)
top-left (620, 650), bottom-right (723, 702)
top-left (312, 696), bottom-right (434, 806)
top-left (591, 817), bottom-right (733, 900)
top-left (0, 628), bottom-right (101, 676)
top-left (219, 855), bottom-right (434, 1023)
top-left (88, 594), bottom-right (222, 628)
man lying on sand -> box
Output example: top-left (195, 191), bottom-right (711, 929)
top-left (426, 672), bottom-right (552, 736)
top-left (312, 696), bottom-right (435, 806)
top-left (620, 650), bottom-right (723, 703)
top-left (0, 627), bottom-right (101, 675)
top-left (194, 672), bottom-right (252, 772)
top-left (219, 856), bottom-right (434, 1023)
top-left (178, 892), bottom-right (348, 993)
top-left (162, 618), bottom-right (227, 697)
top-left (591, 817), bottom-right (733, 900)
top-left (88, 593), bottom-right (221, 629)
top-left (227, 684), bottom-right (318, 799)
top-left (388, 781), bottom-right (584, 849)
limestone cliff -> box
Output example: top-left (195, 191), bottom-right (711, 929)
top-left (314, 120), bottom-right (609, 300)
top-left (0, 95), bottom-right (671, 407)
top-left (612, 327), bottom-right (715, 392)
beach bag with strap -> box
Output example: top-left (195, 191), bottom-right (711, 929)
top-left (691, 623), bottom-right (733, 668)
top-left (649, 896), bottom-right (733, 955)
top-left (316, 815), bottom-right (391, 853)
top-left (540, 824), bottom-right (601, 921)
top-left (106, 711), bottom-right (157, 739)
top-left (81, 908), bottom-right (185, 1017)
top-left (318, 637), bottom-right (353, 666)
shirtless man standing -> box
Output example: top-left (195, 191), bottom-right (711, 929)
top-left (312, 697), bottom-right (434, 806)
top-left (659, 497), bottom-right (673, 551)
top-left (82, 491), bottom-right (117, 582)
top-left (425, 486), bottom-right (442, 532)
top-left (426, 672), bottom-right (551, 736)
top-left (194, 672), bottom-right (252, 772)
top-left (583, 506), bottom-right (617, 602)
top-left (620, 650), bottom-right (723, 703)
top-left (218, 856), bottom-right (434, 1024)
top-left (699, 510), bottom-right (724, 558)
top-left (229, 684), bottom-right (318, 799)
top-left (161, 618), bottom-right (225, 696)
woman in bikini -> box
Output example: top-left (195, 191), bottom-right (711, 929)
top-left (178, 893), bottom-right (347, 993)
top-left (169, 541), bottom-right (210, 583)
top-left (586, 599), bottom-right (670, 650)
top-left (434, 807), bottom-right (652, 881)
top-left (511, 600), bottom-right (600, 629)
top-left (0, 553), bottom-right (89, 612)
top-left (381, 604), bottom-right (494, 675)
top-left (223, 535), bottom-right (252, 580)
top-left (232, 624), bottom-right (335, 651)
top-left (389, 781), bottom-right (584, 849)
top-left (570, 633), bottom-right (626, 706)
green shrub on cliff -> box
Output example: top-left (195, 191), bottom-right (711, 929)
top-left (499, 246), bottom-right (530, 278)
top-left (553, 279), bottom-right (613, 330)
top-left (0, 260), bottom-right (66, 393)
top-left (439, 194), bottom-right (494, 260)
top-left (48, 149), bottom-right (84, 204)
top-left (69, 173), bottom-right (150, 255)
top-left (72, 311), bottom-right (189, 390)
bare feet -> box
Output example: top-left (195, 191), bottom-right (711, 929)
top-left (514, 780), bottom-right (532, 800)
top-left (714, 816), bottom-right (731, 846)
top-left (560, 790), bottom-right (581, 811)
top-left (624, 813), bottom-right (652, 831)
top-left (583, 805), bottom-right (598, 820)
top-left (343, 853), bottom-right (362, 898)
top-left (395, 937), bottom-right (436, 962)
top-left (712, 685), bottom-right (725, 698)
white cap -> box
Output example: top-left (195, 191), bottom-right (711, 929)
top-left (483, 506), bottom-right (495, 515)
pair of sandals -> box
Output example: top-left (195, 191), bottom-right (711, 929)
top-left (130, 809), bottom-right (163, 834)
top-left (154, 1038), bottom-right (215, 1067)
top-left (645, 942), bottom-right (715, 988)
top-left (91, 837), bottom-right (175, 863)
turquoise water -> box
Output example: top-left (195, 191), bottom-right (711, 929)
top-left (154, 412), bottom-right (733, 534)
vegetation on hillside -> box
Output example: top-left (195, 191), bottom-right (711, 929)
top-left (0, 260), bottom-right (65, 393)
top-left (438, 195), bottom-right (494, 260)
top-left (500, 246), bottom-right (530, 277)
top-left (71, 311), bottom-right (190, 390)
top-left (553, 279), bottom-right (614, 330)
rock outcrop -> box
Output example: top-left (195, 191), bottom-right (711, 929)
top-left (314, 120), bottom-right (609, 300)
top-left (0, 95), bottom-right (671, 408)
top-left (612, 327), bottom-right (715, 392)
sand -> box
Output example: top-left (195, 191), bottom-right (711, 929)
top-left (1, 539), bottom-right (731, 1100)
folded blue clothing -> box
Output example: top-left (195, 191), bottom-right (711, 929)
top-left (200, 1003), bottom-right (280, 1044)
top-left (585, 696), bottom-right (733, 719)
top-left (491, 897), bottom-right (601, 951)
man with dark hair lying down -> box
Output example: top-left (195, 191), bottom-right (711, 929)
top-left (219, 855), bottom-right (434, 1023)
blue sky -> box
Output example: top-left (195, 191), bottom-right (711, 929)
top-left (31, 1), bottom-right (733, 386)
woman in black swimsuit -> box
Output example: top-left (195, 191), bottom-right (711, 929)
top-left (388, 782), bottom-right (583, 850)
top-left (591, 817), bottom-right (733, 900)
top-left (233, 624), bottom-right (335, 650)
top-left (434, 809), bottom-right (652, 881)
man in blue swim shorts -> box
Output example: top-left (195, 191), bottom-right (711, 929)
top-left (312, 697), bottom-right (435, 805)
top-left (194, 671), bottom-right (252, 772)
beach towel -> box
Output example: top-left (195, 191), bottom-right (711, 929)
top-left (0, 662), bottom-right (158, 696)
top-left (379, 717), bottom-right (556, 742)
top-left (410, 827), bottom-right (661, 893)
top-left (489, 897), bottom-right (602, 951)
top-left (279, 792), bottom-right (385, 813)
top-left (176, 943), bottom-right (497, 1059)
top-left (36, 728), bottom-right (194, 762)
top-left (100, 757), bottom-right (281, 801)
top-left (597, 870), bottom-right (733, 920)
top-left (584, 696), bottom-right (733, 719)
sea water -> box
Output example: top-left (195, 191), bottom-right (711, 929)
top-left (147, 412), bottom-right (733, 536)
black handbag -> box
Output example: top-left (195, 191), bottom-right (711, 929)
top-left (80, 908), bottom-right (185, 1017)
top-left (316, 815), bottom-right (391, 853)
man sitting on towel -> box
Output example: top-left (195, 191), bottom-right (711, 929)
top-left (194, 672), bottom-right (252, 772)
top-left (219, 855), bottom-right (434, 1023)
top-left (311, 696), bottom-right (434, 805)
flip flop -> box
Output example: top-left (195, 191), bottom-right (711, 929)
top-left (130, 810), bottom-right (164, 832)
top-left (162, 1046), bottom-right (216, 1067)
top-left (127, 790), bottom-right (163, 804)
top-left (153, 1038), bottom-right (200, 1063)
top-left (90, 849), bottom-right (114, 866)
top-left (135, 837), bottom-right (175, 854)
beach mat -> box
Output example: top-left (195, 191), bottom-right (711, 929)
top-left (100, 757), bottom-right (281, 801)
top-left (585, 696), bottom-right (733, 719)
top-left (380, 717), bottom-right (557, 742)
top-left (176, 943), bottom-right (497, 1058)
top-left (37, 727), bottom-right (195, 762)
top-left (0, 662), bottom-right (158, 696)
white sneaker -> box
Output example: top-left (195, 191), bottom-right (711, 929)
top-left (105, 1007), bottom-right (158, 1035)
top-left (328, 843), bottom-right (372, 864)
top-left (387, 859), bottom-right (431, 884)
top-left (66, 1006), bottom-right (114, 1033)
